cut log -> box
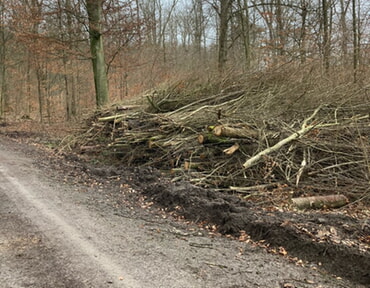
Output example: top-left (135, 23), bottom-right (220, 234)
top-left (292, 195), bottom-right (348, 210)
top-left (198, 133), bottom-right (229, 144)
top-left (213, 125), bottom-right (258, 138)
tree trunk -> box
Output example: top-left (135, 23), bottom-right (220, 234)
top-left (218, 0), bottom-right (232, 73)
top-left (275, 0), bottom-right (285, 57)
top-left (322, 0), bottom-right (330, 73)
top-left (299, 0), bottom-right (307, 63)
top-left (193, 0), bottom-right (204, 58)
top-left (237, 0), bottom-right (251, 69)
top-left (86, 0), bottom-right (109, 107)
top-left (61, 0), bottom-right (77, 120)
top-left (36, 65), bottom-right (45, 123)
top-left (352, 0), bottom-right (359, 82)
top-left (339, 0), bottom-right (350, 65)
top-left (0, 2), bottom-right (5, 118)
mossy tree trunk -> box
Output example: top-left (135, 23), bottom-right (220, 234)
top-left (86, 0), bottom-right (109, 108)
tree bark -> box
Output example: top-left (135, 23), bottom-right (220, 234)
top-left (193, 0), bottom-right (204, 57)
top-left (218, 0), bottom-right (232, 73)
top-left (339, 0), bottom-right (350, 65)
top-left (299, 0), bottom-right (308, 63)
top-left (322, 0), bottom-right (330, 73)
top-left (352, 0), bottom-right (359, 82)
top-left (237, 0), bottom-right (251, 69)
top-left (86, 0), bottom-right (109, 107)
top-left (275, 0), bottom-right (285, 56)
top-left (0, 2), bottom-right (6, 118)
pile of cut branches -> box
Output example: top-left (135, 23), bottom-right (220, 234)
top-left (62, 70), bottom-right (370, 201)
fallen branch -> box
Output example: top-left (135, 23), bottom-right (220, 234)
top-left (98, 114), bottom-right (125, 122)
top-left (292, 195), bottom-right (349, 210)
top-left (230, 183), bottom-right (279, 193)
top-left (115, 105), bottom-right (141, 111)
top-left (243, 106), bottom-right (322, 169)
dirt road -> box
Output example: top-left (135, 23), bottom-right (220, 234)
top-left (0, 136), bottom-right (364, 288)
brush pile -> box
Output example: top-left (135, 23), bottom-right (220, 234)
top-left (64, 68), bottom-right (370, 199)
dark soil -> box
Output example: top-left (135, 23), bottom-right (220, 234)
top-left (1, 123), bottom-right (369, 287)
top-left (142, 178), bottom-right (370, 286)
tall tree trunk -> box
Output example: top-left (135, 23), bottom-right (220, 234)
top-left (86, 0), bottom-right (109, 107)
top-left (193, 0), bottom-right (204, 58)
top-left (58, 0), bottom-right (77, 120)
top-left (237, 0), bottom-right (251, 69)
top-left (275, 0), bottom-right (285, 56)
top-left (0, 2), bottom-right (5, 118)
top-left (352, 0), bottom-right (359, 81)
top-left (36, 65), bottom-right (44, 123)
top-left (339, 0), bottom-right (350, 65)
top-left (322, 0), bottom-right (330, 73)
top-left (31, 0), bottom-right (46, 121)
top-left (299, 0), bottom-right (308, 63)
top-left (218, 0), bottom-right (232, 73)
top-left (257, 0), bottom-right (275, 61)
top-left (26, 53), bottom-right (32, 118)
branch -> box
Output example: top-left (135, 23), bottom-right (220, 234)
top-left (243, 106), bottom-right (322, 169)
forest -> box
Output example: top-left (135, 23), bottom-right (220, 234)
top-left (1, 1), bottom-right (370, 285)
top-left (0, 0), bottom-right (368, 121)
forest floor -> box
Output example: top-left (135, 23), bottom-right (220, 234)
top-left (0, 117), bottom-right (369, 287)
